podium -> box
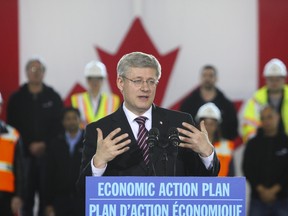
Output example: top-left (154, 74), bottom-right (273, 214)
top-left (86, 176), bottom-right (246, 216)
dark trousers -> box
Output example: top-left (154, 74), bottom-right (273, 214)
top-left (0, 192), bottom-right (14, 216)
top-left (22, 156), bottom-right (46, 216)
top-left (53, 195), bottom-right (84, 216)
top-left (249, 198), bottom-right (288, 216)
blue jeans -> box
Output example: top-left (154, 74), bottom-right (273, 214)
top-left (249, 198), bottom-right (288, 216)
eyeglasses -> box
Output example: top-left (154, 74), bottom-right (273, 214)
top-left (122, 76), bottom-right (159, 88)
top-left (29, 66), bottom-right (44, 73)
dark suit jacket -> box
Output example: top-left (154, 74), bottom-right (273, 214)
top-left (77, 105), bottom-right (219, 192)
top-left (46, 131), bottom-right (84, 205)
top-left (46, 130), bottom-right (85, 215)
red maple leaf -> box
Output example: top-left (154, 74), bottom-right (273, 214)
top-left (64, 18), bottom-right (179, 107)
top-left (96, 18), bottom-right (179, 106)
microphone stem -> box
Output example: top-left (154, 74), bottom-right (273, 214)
top-left (149, 153), bottom-right (157, 176)
top-left (173, 150), bottom-right (178, 176)
top-left (161, 151), bottom-right (168, 176)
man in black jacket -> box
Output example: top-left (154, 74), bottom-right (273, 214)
top-left (77, 52), bottom-right (220, 193)
top-left (7, 58), bottom-right (63, 216)
top-left (180, 65), bottom-right (238, 140)
top-left (45, 107), bottom-right (84, 216)
top-left (243, 105), bottom-right (288, 216)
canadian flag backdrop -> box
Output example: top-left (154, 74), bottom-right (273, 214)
top-left (1, 0), bottom-right (288, 120)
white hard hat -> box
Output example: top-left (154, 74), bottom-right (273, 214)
top-left (0, 92), bottom-right (3, 104)
top-left (195, 102), bottom-right (222, 122)
top-left (84, 61), bottom-right (107, 78)
top-left (263, 58), bottom-right (287, 77)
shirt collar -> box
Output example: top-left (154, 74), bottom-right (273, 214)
top-left (122, 102), bottom-right (152, 124)
top-left (65, 129), bottom-right (82, 141)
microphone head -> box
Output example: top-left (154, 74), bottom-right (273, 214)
top-left (147, 128), bottom-right (159, 148)
top-left (168, 127), bottom-right (178, 137)
top-left (168, 127), bottom-right (180, 147)
top-left (149, 127), bottom-right (160, 137)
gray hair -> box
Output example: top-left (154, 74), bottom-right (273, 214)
top-left (117, 52), bottom-right (161, 79)
top-left (25, 58), bottom-right (46, 72)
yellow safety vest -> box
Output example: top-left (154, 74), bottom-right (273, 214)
top-left (0, 124), bottom-right (19, 193)
top-left (214, 139), bottom-right (234, 177)
top-left (240, 85), bottom-right (288, 143)
top-left (71, 92), bottom-right (120, 127)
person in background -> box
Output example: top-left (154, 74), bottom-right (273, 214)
top-left (240, 58), bottom-right (288, 143)
top-left (7, 58), bottom-right (64, 216)
top-left (243, 105), bottom-right (288, 216)
top-left (45, 107), bottom-right (84, 216)
top-left (0, 92), bottom-right (23, 216)
top-left (195, 102), bottom-right (235, 176)
top-left (71, 60), bottom-right (120, 127)
top-left (180, 65), bottom-right (238, 140)
top-left (77, 52), bottom-right (220, 196)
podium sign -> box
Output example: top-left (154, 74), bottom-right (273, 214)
top-left (86, 176), bottom-right (246, 216)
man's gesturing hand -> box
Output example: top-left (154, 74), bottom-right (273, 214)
top-left (177, 121), bottom-right (214, 157)
top-left (93, 128), bottom-right (131, 168)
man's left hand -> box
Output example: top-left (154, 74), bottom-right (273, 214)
top-left (177, 121), bottom-right (214, 157)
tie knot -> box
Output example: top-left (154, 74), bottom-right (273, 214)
top-left (135, 116), bottom-right (147, 126)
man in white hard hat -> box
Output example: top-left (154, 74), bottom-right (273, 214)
top-left (240, 58), bottom-right (288, 143)
top-left (71, 60), bottom-right (120, 127)
top-left (196, 102), bottom-right (235, 176)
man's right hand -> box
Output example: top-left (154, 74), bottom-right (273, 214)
top-left (257, 184), bottom-right (280, 204)
top-left (29, 141), bottom-right (46, 157)
top-left (93, 128), bottom-right (131, 168)
top-left (45, 205), bottom-right (55, 216)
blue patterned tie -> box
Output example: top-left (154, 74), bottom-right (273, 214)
top-left (135, 116), bottom-right (149, 165)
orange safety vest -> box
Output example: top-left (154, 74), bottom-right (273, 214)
top-left (214, 139), bottom-right (234, 177)
top-left (0, 124), bottom-right (19, 193)
top-left (71, 92), bottom-right (120, 127)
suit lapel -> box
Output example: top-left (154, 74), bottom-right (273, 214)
top-left (111, 107), bottom-right (135, 140)
top-left (152, 105), bottom-right (170, 143)
top-left (151, 106), bottom-right (171, 165)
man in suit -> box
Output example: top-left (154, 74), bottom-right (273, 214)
top-left (77, 52), bottom-right (220, 191)
top-left (45, 107), bottom-right (84, 216)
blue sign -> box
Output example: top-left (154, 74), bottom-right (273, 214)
top-left (86, 177), bottom-right (246, 216)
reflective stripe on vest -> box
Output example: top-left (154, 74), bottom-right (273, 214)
top-left (0, 161), bottom-right (13, 172)
top-left (214, 140), bottom-right (234, 177)
top-left (0, 125), bottom-right (19, 192)
top-left (71, 92), bottom-right (120, 126)
top-left (241, 98), bottom-right (262, 143)
top-left (281, 86), bottom-right (288, 135)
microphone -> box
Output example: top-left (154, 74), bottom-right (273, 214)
top-left (168, 127), bottom-right (180, 176)
top-left (147, 128), bottom-right (159, 176)
top-left (147, 128), bottom-right (160, 148)
top-left (168, 127), bottom-right (180, 147)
